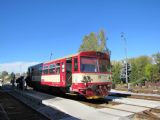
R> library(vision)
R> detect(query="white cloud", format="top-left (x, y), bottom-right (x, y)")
top-left (0, 61), bottom-right (40, 73)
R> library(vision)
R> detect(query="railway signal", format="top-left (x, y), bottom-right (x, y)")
top-left (120, 62), bottom-right (131, 83)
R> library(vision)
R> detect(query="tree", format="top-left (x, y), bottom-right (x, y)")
top-left (79, 29), bottom-right (108, 52)
top-left (153, 52), bottom-right (160, 73)
top-left (152, 66), bottom-right (160, 81)
top-left (10, 72), bottom-right (16, 80)
top-left (128, 56), bottom-right (151, 85)
top-left (1, 71), bottom-right (8, 78)
top-left (79, 34), bottom-right (97, 52)
top-left (135, 56), bottom-right (151, 80)
top-left (112, 61), bottom-right (122, 84)
top-left (144, 64), bottom-right (153, 81)
top-left (89, 32), bottom-right (98, 51)
top-left (129, 63), bottom-right (139, 83)
top-left (1, 71), bottom-right (9, 82)
top-left (97, 29), bottom-right (107, 51)
top-left (111, 52), bottom-right (160, 85)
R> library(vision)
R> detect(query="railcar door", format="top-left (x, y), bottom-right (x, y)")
top-left (60, 60), bottom-right (66, 87)
top-left (66, 58), bottom-right (72, 88)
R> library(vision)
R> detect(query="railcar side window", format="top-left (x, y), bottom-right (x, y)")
top-left (39, 67), bottom-right (42, 75)
top-left (62, 62), bottom-right (65, 72)
top-left (43, 66), bottom-right (48, 74)
top-left (56, 63), bottom-right (60, 74)
top-left (74, 58), bottom-right (78, 71)
top-left (49, 64), bottom-right (55, 74)
top-left (31, 68), bottom-right (34, 75)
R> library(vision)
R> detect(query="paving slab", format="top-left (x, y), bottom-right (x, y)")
top-left (10, 90), bottom-right (76, 120)
top-left (15, 90), bottom-right (125, 120)
top-left (99, 107), bottom-right (134, 117)
top-left (111, 104), bottom-right (149, 113)
top-left (42, 98), bottom-right (122, 120)
top-left (106, 96), bottom-right (160, 108)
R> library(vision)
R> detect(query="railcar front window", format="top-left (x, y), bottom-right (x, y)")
top-left (81, 57), bottom-right (98, 72)
top-left (99, 59), bottom-right (110, 72)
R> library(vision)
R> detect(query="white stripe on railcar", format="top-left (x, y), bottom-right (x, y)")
top-left (72, 73), bottom-right (112, 83)
top-left (42, 75), bottom-right (60, 82)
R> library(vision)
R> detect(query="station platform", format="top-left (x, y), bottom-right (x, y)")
top-left (13, 89), bottom-right (125, 120)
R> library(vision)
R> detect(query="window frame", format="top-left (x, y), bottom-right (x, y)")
top-left (49, 64), bottom-right (56, 74)
top-left (43, 65), bottom-right (49, 74)
top-left (56, 63), bottom-right (60, 74)
top-left (74, 57), bottom-right (78, 72)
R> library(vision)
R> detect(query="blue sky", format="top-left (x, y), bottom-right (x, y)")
top-left (0, 0), bottom-right (160, 64)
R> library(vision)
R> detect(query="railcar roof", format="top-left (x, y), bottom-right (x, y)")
top-left (29, 51), bottom-right (109, 67)
top-left (28, 63), bottom-right (43, 68)
top-left (44, 53), bottom-right (79, 64)
top-left (44, 51), bottom-right (109, 64)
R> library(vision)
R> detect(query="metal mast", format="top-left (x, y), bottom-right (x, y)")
top-left (50, 52), bottom-right (53, 60)
top-left (121, 32), bottom-right (129, 90)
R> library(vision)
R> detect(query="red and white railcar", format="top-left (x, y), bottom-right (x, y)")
top-left (27, 51), bottom-right (112, 99)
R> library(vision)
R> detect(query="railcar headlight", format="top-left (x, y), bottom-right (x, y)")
top-left (81, 76), bottom-right (87, 83)
top-left (107, 84), bottom-right (112, 89)
top-left (87, 76), bottom-right (91, 82)
top-left (81, 76), bottom-right (92, 83)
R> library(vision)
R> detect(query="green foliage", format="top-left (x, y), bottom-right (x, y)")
top-left (132, 77), bottom-right (147, 86)
top-left (145, 64), bottom-right (154, 81)
top-left (150, 64), bottom-right (160, 81)
top-left (112, 52), bottom-right (160, 85)
top-left (153, 52), bottom-right (160, 64)
top-left (79, 29), bottom-right (107, 52)
top-left (136, 56), bottom-right (151, 79)
top-left (112, 61), bottom-right (122, 84)
top-left (129, 63), bottom-right (139, 83)
top-left (97, 29), bottom-right (106, 51)
top-left (127, 56), bottom-right (151, 84)
top-left (153, 52), bottom-right (160, 72)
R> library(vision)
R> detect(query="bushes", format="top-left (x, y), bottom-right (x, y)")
top-left (132, 77), bottom-right (147, 86)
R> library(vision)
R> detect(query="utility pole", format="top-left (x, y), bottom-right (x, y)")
top-left (121, 32), bottom-right (129, 91)
top-left (50, 52), bottom-right (53, 60)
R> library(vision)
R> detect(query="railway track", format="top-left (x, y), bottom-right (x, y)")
top-left (0, 91), bottom-right (48, 120)
top-left (109, 92), bottom-right (160, 101)
top-left (82, 93), bottom-right (160, 120)
top-left (78, 96), bottom-right (160, 120)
